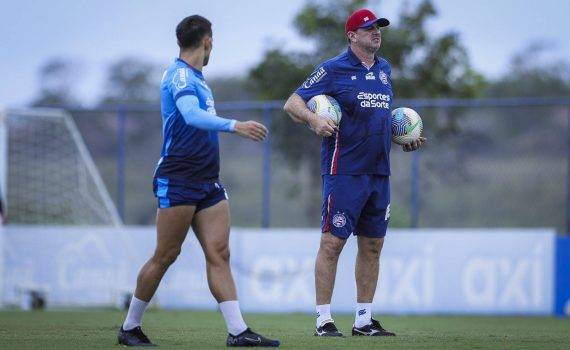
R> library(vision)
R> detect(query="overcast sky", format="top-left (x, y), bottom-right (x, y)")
top-left (1, 0), bottom-right (569, 107)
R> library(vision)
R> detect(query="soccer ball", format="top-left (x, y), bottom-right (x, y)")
top-left (391, 107), bottom-right (423, 145)
top-left (307, 95), bottom-right (342, 125)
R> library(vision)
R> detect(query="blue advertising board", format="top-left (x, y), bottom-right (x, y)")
top-left (555, 237), bottom-right (570, 316)
top-left (0, 226), bottom-right (558, 315)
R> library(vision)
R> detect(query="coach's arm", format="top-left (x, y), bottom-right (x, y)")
top-left (283, 93), bottom-right (337, 137)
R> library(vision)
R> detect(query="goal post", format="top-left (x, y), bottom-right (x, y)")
top-left (0, 108), bottom-right (121, 226)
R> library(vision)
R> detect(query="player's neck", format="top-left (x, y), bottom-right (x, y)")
top-left (179, 50), bottom-right (205, 71)
top-left (350, 44), bottom-right (376, 67)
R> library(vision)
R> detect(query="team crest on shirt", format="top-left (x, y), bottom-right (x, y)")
top-left (379, 71), bottom-right (389, 85)
top-left (332, 212), bottom-right (347, 228)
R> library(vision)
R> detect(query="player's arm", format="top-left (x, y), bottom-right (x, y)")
top-left (282, 93), bottom-right (309, 124)
top-left (176, 95), bottom-right (267, 141)
top-left (285, 63), bottom-right (338, 137)
top-left (283, 93), bottom-right (337, 137)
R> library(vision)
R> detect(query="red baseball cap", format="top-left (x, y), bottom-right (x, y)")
top-left (345, 9), bottom-right (389, 33)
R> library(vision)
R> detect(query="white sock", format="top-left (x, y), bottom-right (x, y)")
top-left (354, 303), bottom-right (372, 328)
top-left (219, 300), bottom-right (248, 336)
top-left (316, 304), bottom-right (333, 327)
top-left (122, 295), bottom-right (149, 330)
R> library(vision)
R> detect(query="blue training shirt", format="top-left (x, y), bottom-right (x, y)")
top-left (295, 47), bottom-right (393, 176)
top-left (154, 58), bottom-right (220, 182)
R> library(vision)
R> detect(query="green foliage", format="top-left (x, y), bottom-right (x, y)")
top-left (249, 50), bottom-right (319, 171)
top-left (486, 42), bottom-right (570, 97)
top-left (32, 58), bottom-right (80, 107)
top-left (294, 0), bottom-right (367, 60)
top-left (480, 43), bottom-right (570, 182)
top-left (99, 57), bottom-right (162, 106)
top-left (249, 0), bottom-right (485, 101)
top-left (208, 77), bottom-right (257, 101)
top-left (249, 50), bottom-right (315, 101)
top-left (400, 32), bottom-right (486, 98)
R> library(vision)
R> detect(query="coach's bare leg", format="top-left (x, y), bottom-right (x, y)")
top-left (134, 205), bottom-right (195, 301)
top-left (192, 200), bottom-right (237, 301)
top-left (315, 232), bottom-right (346, 305)
top-left (355, 236), bottom-right (384, 302)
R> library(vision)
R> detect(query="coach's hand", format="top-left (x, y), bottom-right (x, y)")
top-left (308, 113), bottom-right (338, 137)
top-left (234, 121), bottom-right (268, 141)
top-left (403, 137), bottom-right (427, 152)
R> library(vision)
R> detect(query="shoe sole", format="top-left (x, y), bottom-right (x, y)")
top-left (314, 332), bottom-right (344, 337)
top-left (117, 338), bottom-right (157, 346)
top-left (351, 331), bottom-right (396, 336)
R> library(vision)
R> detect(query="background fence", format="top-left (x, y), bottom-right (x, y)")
top-left (58, 97), bottom-right (570, 233)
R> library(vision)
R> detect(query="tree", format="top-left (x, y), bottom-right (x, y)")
top-left (248, 0), bottom-right (485, 223)
top-left (99, 57), bottom-right (162, 106)
top-left (486, 41), bottom-right (570, 98)
top-left (250, 0), bottom-right (485, 100)
top-left (32, 58), bottom-right (80, 107)
top-left (208, 77), bottom-right (258, 101)
top-left (482, 42), bottom-right (570, 156)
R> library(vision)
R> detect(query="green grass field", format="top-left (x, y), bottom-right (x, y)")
top-left (0, 310), bottom-right (568, 349)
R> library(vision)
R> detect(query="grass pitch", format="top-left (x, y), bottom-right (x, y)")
top-left (0, 309), bottom-right (568, 349)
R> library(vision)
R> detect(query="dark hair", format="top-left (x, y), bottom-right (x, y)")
top-left (176, 15), bottom-right (212, 49)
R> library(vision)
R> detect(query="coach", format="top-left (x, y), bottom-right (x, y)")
top-left (284, 8), bottom-right (425, 337)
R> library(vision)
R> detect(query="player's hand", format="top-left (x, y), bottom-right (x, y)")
top-left (234, 121), bottom-right (268, 141)
top-left (308, 113), bottom-right (338, 137)
top-left (403, 137), bottom-right (427, 152)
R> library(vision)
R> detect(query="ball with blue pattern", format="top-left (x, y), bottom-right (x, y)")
top-left (390, 107), bottom-right (423, 145)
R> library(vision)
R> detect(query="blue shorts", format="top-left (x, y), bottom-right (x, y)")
top-left (153, 177), bottom-right (228, 211)
top-left (321, 174), bottom-right (390, 239)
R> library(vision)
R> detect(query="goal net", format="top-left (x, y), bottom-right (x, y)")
top-left (0, 108), bottom-right (121, 226)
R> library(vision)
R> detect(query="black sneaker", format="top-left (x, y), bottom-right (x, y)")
top-left (352, 318), bottom-right (396, 336)
top-left (226, 327), bottom-right (280, 347)
top-left (117, 326), bottom-right (156, 346)
top-left (314, 321), bottom-right (343, 337)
